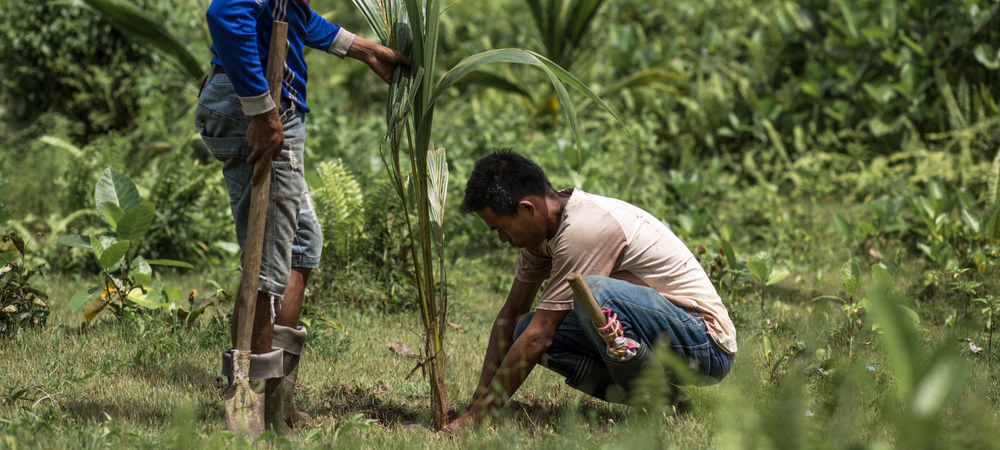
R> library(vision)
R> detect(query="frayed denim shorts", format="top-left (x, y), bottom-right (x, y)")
top-left (194, 67), bottom-right (322, 298)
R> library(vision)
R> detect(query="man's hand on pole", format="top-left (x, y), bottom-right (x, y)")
top-left (347, 36), bottom-right (412, 84)
top-left (246, 107), bottom-right (283, 186)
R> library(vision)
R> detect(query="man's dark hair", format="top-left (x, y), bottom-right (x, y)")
top-left (460, 149), bottom-right (552, 216)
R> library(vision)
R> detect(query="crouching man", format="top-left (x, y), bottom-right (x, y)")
top-left (448, 150), bottom-right (737, 429)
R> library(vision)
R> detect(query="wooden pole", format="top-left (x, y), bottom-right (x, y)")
top-left (566, 273), bottom-right (607, 328)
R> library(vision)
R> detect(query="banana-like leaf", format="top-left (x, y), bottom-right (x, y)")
top-left (115, 202), bottom-right (155, 241)
top-left (79, 0), bottom-right (205, 83)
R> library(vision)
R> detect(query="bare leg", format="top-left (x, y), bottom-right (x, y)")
top-left (276, 267), bottom-right (311, 327)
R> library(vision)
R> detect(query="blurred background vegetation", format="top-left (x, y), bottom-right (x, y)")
top-left (1, 0), bottom-right (999, 447)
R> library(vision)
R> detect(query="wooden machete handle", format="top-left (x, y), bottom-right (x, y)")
top-left (566, 273), bottom-right (607, 328)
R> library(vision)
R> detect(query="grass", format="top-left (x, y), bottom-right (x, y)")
top-left (2, 194), bottom-right (1000, 449)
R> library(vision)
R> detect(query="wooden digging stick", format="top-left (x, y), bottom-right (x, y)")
top-left (224, 20), bottom-right (288, 440)
top-left (566, 273), bottom-right (607, 328)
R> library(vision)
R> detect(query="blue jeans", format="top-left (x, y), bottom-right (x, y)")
top-left (194, 67), bottom-right (322, 298)
top-left (515, 276), bottom-right (734, 402)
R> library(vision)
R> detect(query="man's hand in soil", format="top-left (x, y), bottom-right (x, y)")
top-left (246, 107), bottom-right (283, 185)
top-left (347, 36), bottom-right (412, 84)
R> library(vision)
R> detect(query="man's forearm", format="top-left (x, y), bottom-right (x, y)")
top-left (467, 332), bottom-right (546, 420)
top-left (473, 314), bottom-right (519, 401)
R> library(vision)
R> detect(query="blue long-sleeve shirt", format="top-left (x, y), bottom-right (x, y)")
top-left (206, 0), bottom-right (356, 115)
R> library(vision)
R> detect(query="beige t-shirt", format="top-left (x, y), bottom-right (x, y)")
top-left (515, 189), bottom-right (738, 354)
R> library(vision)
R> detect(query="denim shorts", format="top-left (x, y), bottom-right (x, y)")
top-left (515, 276), bottom-right (734, 397)
top-left (194, 67), bottom-right (322, 298)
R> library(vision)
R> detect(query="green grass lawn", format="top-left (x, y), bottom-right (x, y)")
top-left (2, 195), bottom-right (999, 449)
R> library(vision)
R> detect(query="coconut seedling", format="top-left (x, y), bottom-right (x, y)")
top-left (351, 0), bottom-right (627, 430)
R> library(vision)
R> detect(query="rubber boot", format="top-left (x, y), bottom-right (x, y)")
top-left (221, 347), bottom-right (293, 437)
top-left (272, 324), bottom-right (310, 427)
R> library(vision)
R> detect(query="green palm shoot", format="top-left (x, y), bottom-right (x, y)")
top-left (351, 0), bottom-right (627, 430)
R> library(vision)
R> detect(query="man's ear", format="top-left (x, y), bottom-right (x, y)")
top-left (518, 199), bottom-right (536, 216)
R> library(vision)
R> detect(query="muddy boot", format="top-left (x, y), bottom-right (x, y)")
top-left (272, 324), bottom-right (310, 427)
top-left (263, 376), bottom-right (294, 438)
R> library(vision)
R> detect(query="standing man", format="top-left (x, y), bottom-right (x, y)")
top-left (195, 0), bottom-right (409, 435)
top-left (449, 150), bottom-right (737, 428)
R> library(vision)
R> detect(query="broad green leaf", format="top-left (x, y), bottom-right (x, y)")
top-left (747, 252), bottom-right (774, 283)
top-left (79, 0), bottom-right (205, 83)
top-left (132, 256), bottom-right (152, 286)
top-left (56, 234), bottom-right (92, 250)
top-left (766, 267), bottom-right (790, 286)
top-left (116, 202), bottom-right (155, 241)
top-left (163, 283), bottom-right (182, 303)
top-left (872, 263), bottom-right (894, 289)
top-left (103, 201), bottom-right (125, 230)
top-left (146, 259), bottom-right (195, 269)
top-left (841, 260), bottom-right (861, 296)
top-left (94, 168), bottom-right (141, 224)
top-left (864, 287), bottom-right (921, 395)
top-left (911, 351), bottom-right (968, 419)
top-left (763, 334), bottom-right (774, 363)
top-left (721, 240), bottom-right (738, 272)
top-left (96, 240), bottom-right (130, 270)
top-left (83, 298), bottom-right (111, 322)
top-left (70, 287), bottom-right (103, 312)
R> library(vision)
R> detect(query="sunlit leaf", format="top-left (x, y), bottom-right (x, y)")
top-left (766, 267), bottom-right (790, 286)
top-left (747, 251), bottom-right (774, 283)
top-left (83, 298), bottom-right (110, 322)
top-left (94, 168), bottom-right (141, 225)
top-left (911, 351), bottom-right (968, 419)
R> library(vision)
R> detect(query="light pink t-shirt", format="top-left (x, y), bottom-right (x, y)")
top-left (515, 189), bottom-right (738, 354)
